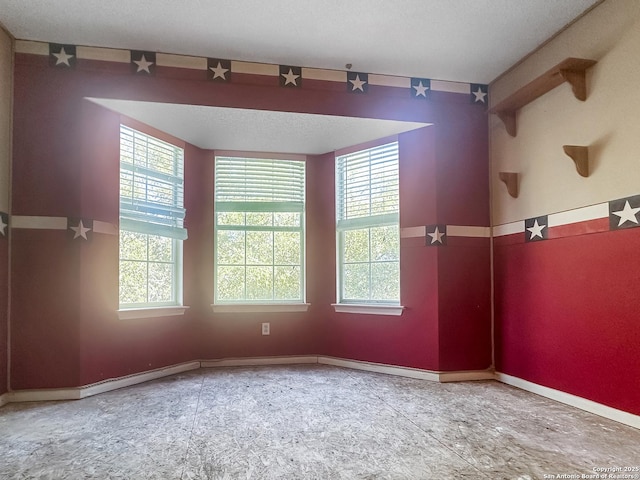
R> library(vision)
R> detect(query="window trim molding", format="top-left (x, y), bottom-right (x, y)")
top-left (332, 303), bottom-right (405, 316)
top-left (117, 306), bottom-right (190, 320)
top-left (211, 303), bottom-right (310, 314)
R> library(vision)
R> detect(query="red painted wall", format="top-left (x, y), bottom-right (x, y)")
top-left (0, 236), bottom-right (7, 395)
top-left (494, 228), bottom-right (640, 415)
top-left (11, 230), bottom-right (82, 389)
top-left (10, 51), bottom-right (490, 390)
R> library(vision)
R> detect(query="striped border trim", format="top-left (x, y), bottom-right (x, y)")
top-left (493, 202), bottom-right (609, 239)
top-left (9, 215), bottom-right (117, 235)
top-left (15, 40), bottom-right (472, 94)
top-left (401, 225), bottom-right (491, 239)
top-left (11, 215), bottom-right (67, 230)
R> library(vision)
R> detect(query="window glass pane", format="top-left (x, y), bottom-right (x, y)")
top-left (246, 231), bottom-right (273, 265)
top-left (274, 212), bottom-right (300, 227)
top-left (217, 212), bottom-right (245, 226)
top-left (217, 231), bottom-right (246, 265)
top-left (343, 263), bottom-right (370, 300)
top-left (343, 229), bottom-right (369, 263)
top-left (371, 262), bottom-right (400, 301)
top-left (119, 260), bottom-right (148, 304)
top-left (217, 266), bottom-right (245, 301)
top-left (148, 262), bottom-right (173, 302)
top-left (148, 234), bottom-right (172, 262)
top-left (274, 231), bottom-right (300, 265)
top-left (120, 231), bottom-right (147, 261)
top-left (371, 226), bottom-right (399, 261)
top-left (246, 266), bottom-right (273, 300)
top-left (120, 171), bottom-right (133, 199)
top-left (274, 266), bottom-right (301, 300)
top-left (246, 212), bottom-right (273, 226)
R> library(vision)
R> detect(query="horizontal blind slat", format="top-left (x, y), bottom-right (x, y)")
top-left (119, 125), bottom-right (187, 237)
top-left (336, 142), bottom-right (399, 221)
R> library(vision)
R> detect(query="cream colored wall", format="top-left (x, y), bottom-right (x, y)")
top-left (490, 0), bottom-right (640, 225)
top-left (0, 27), bottom-right (12, 213)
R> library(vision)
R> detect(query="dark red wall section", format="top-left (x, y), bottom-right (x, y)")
top-left (494, 228), bottom-right (640, 415)
top-left (11, 230), bottom-right (82, 389)
top-left (438, 237), bottom-right (491, 370)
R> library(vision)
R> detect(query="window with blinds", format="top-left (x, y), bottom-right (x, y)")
top-left (336, 142), bottom-right (400, 304)
top-left (119, 126), bottom-right (185, 308)
top-left (214, 157), bottom-right (306, 303)
top-left (119, 125), bottom-right (186, 240)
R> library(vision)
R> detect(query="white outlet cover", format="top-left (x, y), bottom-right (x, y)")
top-left (262, 323), bottom-right (270, 335)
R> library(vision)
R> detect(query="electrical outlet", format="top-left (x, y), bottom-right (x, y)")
top-left (262, 322), bottom-right (270, 335)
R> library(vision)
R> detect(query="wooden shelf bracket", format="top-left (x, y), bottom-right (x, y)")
top-left (562, 145), bottom-right (589, 177)
top-left (489, 58), bottom-right (597, 137)
top-left (499, 172), bottom-right (519, 198)
top-left (559, 69), bottom-right (589, 101)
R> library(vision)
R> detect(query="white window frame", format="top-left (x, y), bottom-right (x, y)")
top-left (335, 141), bottom-right (402, 311)
top-left (213, 155), bottom-right (307, 308)
top-left (118, 125), bottom-right (186, 314)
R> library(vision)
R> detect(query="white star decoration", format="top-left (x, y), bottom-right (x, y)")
top-left (282, 68), bottom-right (299, 86)
top-left (413, 81), bottom-right (429, 97)
top-left (428, 226), bottom-right (445, 244)
top-left (53, 47), bottom-right (74, 67)
top-left (70, 220), bottom-right (91, 240)
top-left (527, 219), bottom-right (546, 240)
top-left (0, 216), bottom-right (7, 236)
top-left (473, 87), bottom-right (487, 103)
top-left (134, 55), bottom-right (154, 73)
top-left (612, 200), bottom-right (640, 226)
top-left (210, 62), bottom-right (229, 80)
top-left (349, 75), bottom-right (366, 92)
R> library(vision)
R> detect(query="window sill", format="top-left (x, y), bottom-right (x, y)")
top-left (332, 304), bottom-right (405, 316)
top-left (211, 303), bottom-right (310, 314)
top-left (117, 306), bottom-right (190, 320)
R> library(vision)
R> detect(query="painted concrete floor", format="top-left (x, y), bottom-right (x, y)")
top-left (0, 365), bottom-right (638, 480)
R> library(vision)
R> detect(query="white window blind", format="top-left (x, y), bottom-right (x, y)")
top-left (215, 157), bottom-right (305, 212)
top-left (119, 125), bottom-right (187, 240)
top-left (336, 142), bottom-right (399, 229)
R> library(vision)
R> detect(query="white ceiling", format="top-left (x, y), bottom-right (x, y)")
top-left (1, 0), bottom-right (601, 155)
top-left (1, 0), bottom-right (600, 84)
top-left (88, 99), bottom-right (431, 154)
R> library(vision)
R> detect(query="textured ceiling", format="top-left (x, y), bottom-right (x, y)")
top-left (88, 99), bottom-right (431, 154)
top-left (0, 0), bottom-right (600, 84)
top-left (1, 0), bottom-right (601, 155)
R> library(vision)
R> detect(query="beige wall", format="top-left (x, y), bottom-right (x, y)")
top-left (0, 27), bottom-right (12, 213)
top-left (490, 0), bottom-right (640, 225)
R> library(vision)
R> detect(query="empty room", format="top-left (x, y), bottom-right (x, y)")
top-left (0, 0), bottom-right (639, 478)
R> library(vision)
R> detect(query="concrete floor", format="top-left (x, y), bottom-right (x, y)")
top-left (0, 365), bottom-right (638, 479)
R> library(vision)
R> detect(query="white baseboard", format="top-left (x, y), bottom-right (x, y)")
top-left (0, 392), bottom-right (8, 407)
top-left (201, 355), bottom-right (319, 368)
top-left (496, 372), bottom-right (640, 430)
top-left (439, 370), bottom-right (496, 382)
top-left (6, 361), bottom-right (201, 404)
top-left (318, 356), bottom-right (441, 381)
top-left (318, 356), bottom-right (494, 382)
top-left (79, 361), bottom-right (201, 398)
